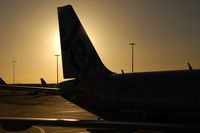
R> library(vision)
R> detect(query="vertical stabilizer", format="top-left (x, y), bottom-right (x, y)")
top-left (40, 78), bottom-right (49, 87)
top-left (0, 78), bottom-right (6, 85)
top-left (58, 5), bottom-right (113, 78)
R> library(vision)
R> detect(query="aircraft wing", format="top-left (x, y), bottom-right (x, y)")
top-left (0, 84), bottom-right (61, 94)
top-left (0, 117), bottom-right (200, 132)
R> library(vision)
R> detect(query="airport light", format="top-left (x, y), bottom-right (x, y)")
top-left (12, 61), bottom-right (16, 84)
top-left (129, 43), bottom-right (135, 72)
top-left (55, 55), bottom-right (60, 84)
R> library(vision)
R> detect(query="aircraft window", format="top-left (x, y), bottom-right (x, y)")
top-left (186, 92), bottom-right (191, 100)
top-left (134, 90), bottom-right (138, 98)
top-left (191, 92), bottom-right (199, 100)
top-left (152, 89), bottom-right (157, 99)
top-left (141, 91), bottom-right (145, 98)
top-left (145, 92), bottom-right (149, 100)
top-left (191, 92), bottom-right (196, 100)
top-left (151, 89), bottom-right (160, 99)
top-left (136, 90), bottom-right (139, 98)
top-left (146, 90), bottom-right (151, 99)
top-left (138, 91), bottom-right (142, 99)
top-left (154, 91), bottom-right (160, 99)
top-left (132, 90), bottom-right (135, 98)
top-left (134, 91), bottom-right (136, 98)
top-left (169, 91), bottom-right (173, 99)
top-left (158, 91), bottom-right (162, 99)
top-left (193, 92), bottom-right (199, 99)
top-left (177, 91), bottom-right (181, 100)
top-left (154, 89), bottom-right (159, 99)
top-left (173, 91), bottom-right (177, 100)
top-left (183, 91), bottom-right (187, 100)
top-left (151, 90), bottom-right (154, 99)
top-left (151, 90), bottom-right (155, 99)
top-left (166, 91), bottom-right (171, 99)
top-left (161, 91), bottom-right (165, 99)
top-left (179, 91), bottom-right (184, 100)
top-left (165, 91), bottom-right (170, 99)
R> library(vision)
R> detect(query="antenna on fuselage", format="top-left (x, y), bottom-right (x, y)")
top-left (187, 62), bottom-right (193, 71)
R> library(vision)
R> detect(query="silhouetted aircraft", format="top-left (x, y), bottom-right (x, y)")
top-left (1, 5), bottom-right (200, 132)
top-left (0, 78), bottom-right (6, 85)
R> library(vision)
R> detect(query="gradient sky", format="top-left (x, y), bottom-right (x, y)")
top-left (0, 0), bottom-right (200, 83)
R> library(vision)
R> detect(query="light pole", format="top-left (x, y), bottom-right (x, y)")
top-left (55, 55), bottom-right (60, 84)
top-left (129, 43), bottom-right (135, 72)
top-left (12, 61), bottom-right (16, 84)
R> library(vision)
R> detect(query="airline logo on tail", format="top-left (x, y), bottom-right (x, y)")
top-left (58, 5), bottom-right (113, 79)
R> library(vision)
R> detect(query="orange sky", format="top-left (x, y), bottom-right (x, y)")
top-left (0, 0), bottom-right (200, 83)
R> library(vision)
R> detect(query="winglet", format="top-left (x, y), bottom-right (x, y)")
top-left (0, 77), bottom-right (7, 85)
top-left (187, 62), bottom-right (193, 71)
top-left (40, 78), bottom-right (49, 87)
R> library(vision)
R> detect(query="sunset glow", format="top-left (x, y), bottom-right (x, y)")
top-left (0, 0), bottom-right (200, 83)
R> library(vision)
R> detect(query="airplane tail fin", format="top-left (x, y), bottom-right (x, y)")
top-left (40, 78), bottom-right (49, 87)
top-left (0, 78), bottom-right (6, 85)
top-left (58, 5), bottom-right (113, 79)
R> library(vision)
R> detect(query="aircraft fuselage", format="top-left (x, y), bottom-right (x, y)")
top-left (58, 69), bottom-right (200, 123)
